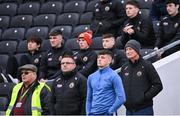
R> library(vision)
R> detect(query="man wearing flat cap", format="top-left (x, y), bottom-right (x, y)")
top-left (155, 0), bottom-right (180, 57)
top-left (119, 40), bottom-right (163, 115)
top-left (6, 64), bottom-right (51, 115)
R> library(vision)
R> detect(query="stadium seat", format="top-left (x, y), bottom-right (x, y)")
top-left (0, 82), bottom-right (15, 100)
top-left (0, 0), bottom-right (22, 4)
top-left (140, 49), bottom-right (158, 63)
top-left (25, 27), bottom-right (49, 40)
top-left (63, 1), bottom-right (86, 13)
top-left (79, 12), bottom-right (93, 25)
top-left (0, 40), bottom-right (18, 54)
top-left (0, 3), bottom-right (17, 16)
top-left (16, 40), bottom-right (28, 53)
top-left (56, 13), bottom-right (80, 27)
top-left (40, 1), bottom-right (63, 15)
top-left (86, 0), bottom-right (98, 12)
top-left (71, 25), bottom-right (90, 38)
top-left (152, 21), bottom-right (160, 38)
top-left (139, 9), bottom-right (151, 18)
top-left (33, 14), bottom-right (56, 29)
top-left (10, 15), bottom-right (33, 29)
top-left (0, 97), bottom-right (8, 111)
top-left (2, 28), bottom-right (25, 40)
top-left (14, 53), bottom-right (28, 67)
top-left (137, 0), bottom-right (153, 9)
top-left (65, 38), bottom-right (79, 51)
top-left (0, 29), bottom-right (2, 40)
top-left (51, 25), bottom-right (73, 40)
top-left (0, 16), bottom-right (10, 31)
top-left (91, 37), bottom-right (103, 50)
top-left (18, 2), bottom-right (40, 16)
top-left (45, 0), bottom-right (67, 3)
top-left (40, 39), bottom-right (51, 52)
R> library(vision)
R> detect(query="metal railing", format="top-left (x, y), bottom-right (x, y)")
top-left (116, 39), bottom-right (180, 73)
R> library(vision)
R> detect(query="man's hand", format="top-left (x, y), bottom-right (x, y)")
top-left (123, 25), bottom-right (134, 35)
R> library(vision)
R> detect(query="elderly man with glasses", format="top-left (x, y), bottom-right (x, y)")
top-left (50, 54), bottom-right (87, 115)
top-left (6, 64), bottom-right (51, 115)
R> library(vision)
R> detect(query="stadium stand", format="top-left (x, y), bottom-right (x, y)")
top-left (0, 16), bottom-right (10, 31)
top-left (2, 28), bottom-right (26, 40)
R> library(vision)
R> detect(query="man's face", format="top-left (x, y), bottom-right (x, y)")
top-left (97, 54), bottom-right (112, 68)
top-left (77, 38), bottom-right (89, 50)
top-left (125, 47), bottom-right (139, 60)
top-left (126, 4), bottom-right (139, 18)
top-left (166, 3), bottom-right (179, 17)
top-left (61, 57), bottom-right (76, 72)
top-left (102, 37), bottom-right (115, 49)
top-left (49, 35), bottom-right (63, 48)
top-left (27, 41), bottom-right (40, 51)
top-left (21, 70), bottom-right (36, 84)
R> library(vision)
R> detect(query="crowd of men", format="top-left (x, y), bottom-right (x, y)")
top-left (4, 0), bottom-right (180, 115)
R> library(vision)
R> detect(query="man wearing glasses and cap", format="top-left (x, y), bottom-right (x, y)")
top-left (6, 64), bottom-right (51, 115)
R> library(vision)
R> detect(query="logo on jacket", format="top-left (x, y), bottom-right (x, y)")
top-left (69, 82), bottom-right (74, 88)
top-left (137, 71), bottom-right (142, 77)
top-left (125, 72), bottom-right (129, 76)
top-left (59, 56), bottom-right (62, 61)
top-left (163, 22), bottom-right (168, 26)
top-left (48, 57), bottom-right (52, 61)
top-left (83, 57), bottom-right (88, 62)
top-left (57, 84), bottom-right (62, 88)
top-left (105, 6), bottom-right (110, 11)
top-left (34, 58), bottom-right (39, 63)
top-left (95, 8), bottom-right (99, 12)
top-left (174, 23), bottom-right (179, 28)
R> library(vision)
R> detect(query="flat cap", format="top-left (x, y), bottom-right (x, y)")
top-left (18, 64), bottom-right (37, 73)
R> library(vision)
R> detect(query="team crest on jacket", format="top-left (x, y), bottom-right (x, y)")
top-left (83, 57), bottom-right (88, 62)
top-left (137, 71), bottom-right (142, 77)
top-left (34, 58), bottom-right (39, 63)
top-left (163, 22), bottom-right (168, 26)
top-left (105, 6), bottom-right (110, 11)
top-left (57, 84), bottom-right (62, 88)
top-left (69, 82), bottom-right (74, 88)
top-left (59, 56), bottom-right (62, 61)
top-left (174, 23), bottom-right (179, 28)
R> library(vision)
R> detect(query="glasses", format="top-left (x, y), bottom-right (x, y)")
top-left (21, 71), bottom-right (33, 75)
top-left (61, 62), bottom-right (75, 65)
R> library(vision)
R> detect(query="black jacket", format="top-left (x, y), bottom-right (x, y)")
top-left (155, 14), bottom-right (180, 55)
top-left (90, 0), bottom-right (126, 36)
top-left (51, 69), bottom-right (87, 115)
top-left (120, 57), bottom-right (163, 111)
top-left (39, 45), bottom-right (72, 79)
top-left (11, 81), bottom-right (51, 115)
top-left (74, 48), bottom-right (97, 77)
top-left (121, 14), bottom-right (156, 48)
top-left (108, 48), bottom-right (127, 70)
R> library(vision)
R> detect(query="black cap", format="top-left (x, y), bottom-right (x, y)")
top-left (166, 0), bottom-right (179, 5)
top-left (125, 39), bottom-right (141, 55)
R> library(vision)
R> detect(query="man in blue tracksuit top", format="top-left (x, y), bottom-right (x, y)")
top-left (86, 50), bottom-right (126, 115)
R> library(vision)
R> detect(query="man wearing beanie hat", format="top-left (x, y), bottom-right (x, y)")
top-left (155, 0), bottom-right (180, 57)
top-left (74, 30), bottom-right (97, 77)
top-left (6, 64), bottom-right (51, 115)
top-left (119, 40), bottom-right (163, 115)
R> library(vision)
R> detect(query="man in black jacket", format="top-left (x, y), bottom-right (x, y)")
top-left (90, 0), bottom-right (126, 37)
top-left (155, 0), bottom-right (180, 57)
top-left (121, 0), bottom-right (156, 48)
top-left (74, 30), bottom-right (97, 77)
top-left (102, 33), bottom-right (127, 70)
top-left (51, 55), bottom-right (87, 115)
top-left (120, 40), bottom-right (163, 115)
top-left (39, 30), bottom-right (72, 81)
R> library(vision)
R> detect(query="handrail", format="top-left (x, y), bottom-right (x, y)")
top-left (115, 40), bottom-right (180, 73)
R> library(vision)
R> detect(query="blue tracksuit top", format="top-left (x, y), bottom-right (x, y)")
top-left (86, 66), bottom-right (126, 115)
